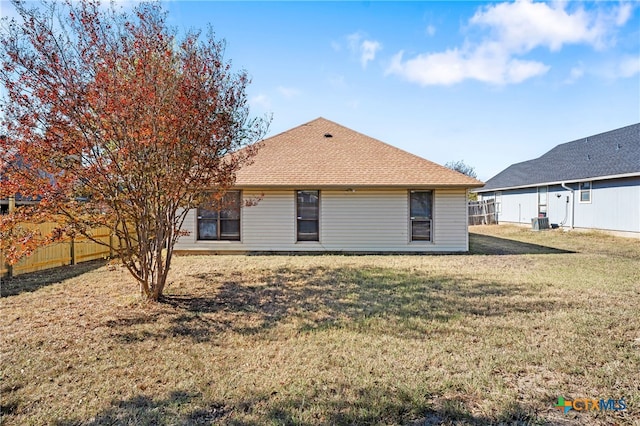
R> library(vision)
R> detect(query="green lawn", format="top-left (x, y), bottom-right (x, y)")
top-left (1, 225), bottom-right (638, 425)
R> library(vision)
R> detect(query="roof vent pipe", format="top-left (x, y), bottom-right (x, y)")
top-left (324, 133), bottom-right (333, 138)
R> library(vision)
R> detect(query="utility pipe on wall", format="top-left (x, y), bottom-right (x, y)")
top-left (561, 182), bottom-right (574, 229)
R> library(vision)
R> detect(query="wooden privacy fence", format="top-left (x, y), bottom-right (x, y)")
top-left (1, 223), bottom-right (115, 278)
top-left (468, 199), bottom-right (498, 225)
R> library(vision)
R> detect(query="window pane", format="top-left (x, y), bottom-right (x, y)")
top-left (198, 208), bottom-right (218, 219)
top-left (197, 190), bottom-right (241, 241)
top-left (410, 191), bottom-right (432, 218)
top-left (220, 206), bottom-right (240, 219)
top-left (220, 219), bottom-right (240, 240)
top-left (198, 220), bottom-right (218, 240)
top-left (297, 190), bottom-right (319, 242)
top-left (580, 182), bottom-right (591, 202)
top-left (220, 191), bottom-right (241, 219)
top-left (297, 191), bottom-right (319, 219)
top-left (538, 187), bottom-right (547, 204)
top-left (412, 221), bottom-right (431, 241)
top-left (298, 205), bottom-right (319, 220)
top-left (298, 220), bottom-right (318, 241)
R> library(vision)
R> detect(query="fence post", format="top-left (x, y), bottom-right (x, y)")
top-left (70, 236), bottom-right (76, 265)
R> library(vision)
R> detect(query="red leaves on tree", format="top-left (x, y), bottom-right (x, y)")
top-left (1, 0), bottom-right (268, 300)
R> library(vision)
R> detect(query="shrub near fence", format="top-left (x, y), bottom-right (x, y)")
top-left (1, 223), bottom-right (114, 278)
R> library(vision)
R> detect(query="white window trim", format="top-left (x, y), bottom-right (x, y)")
top-left (578, 181), bottom-right (592, 204)
top-left (537, 186), bottom-right (548, 216)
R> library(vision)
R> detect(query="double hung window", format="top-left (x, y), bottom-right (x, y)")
top-left (297, 190), bottom-right (319, 241)
top-left (579, 182), bottom-right (591, 203)
top-left (197, 191), bottom-right (241, 241)
top-left (410, 190), bottom-right (433, 241)
top-left (538, 186), bottom-right (548, 217)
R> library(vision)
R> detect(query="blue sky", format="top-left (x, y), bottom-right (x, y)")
top-left (2, 1), bottom-right (639, 180)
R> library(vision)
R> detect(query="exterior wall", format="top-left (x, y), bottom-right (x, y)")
top-left (479, 176), bottom-right (640, 235)
top-left (175, 188), bottom-right (470, 252)
top-left (572, 177), bottom-right (640, 233)
top-left (481, 188), bottom-right (537, 224)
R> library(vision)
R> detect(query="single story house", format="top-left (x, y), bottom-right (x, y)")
top-left (475, 123), bottom-right (640, 237)
top-left (175, 117), bottom-right (483, 253)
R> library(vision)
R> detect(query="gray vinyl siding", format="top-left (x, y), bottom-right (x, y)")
top-left (480, 177), bottom-right (640, 234)
top-left (175, 188), bottom-right (470, 252)
top-left (483, 187), bottom-right (537, 224)
top-left (573, 177), bottom-right (640, 233)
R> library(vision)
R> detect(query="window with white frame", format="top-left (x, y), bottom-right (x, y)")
top-left (579, 182), bottom-right (591, 203)
top-left (538, 186), bottom-right (548, 217)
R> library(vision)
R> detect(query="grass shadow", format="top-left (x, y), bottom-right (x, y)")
top-left (54, 390), bottom-right (228, 426)
top-left (469, 233), bottom-right (575, 255)
top-left (106, 264), bottom-right (563, 343)
top-left (221, 388), bottom-right (544, 426)
top-left (1, 259), bottom-right (107, 297)
top-left (52, 387), bottom-right (546, 426)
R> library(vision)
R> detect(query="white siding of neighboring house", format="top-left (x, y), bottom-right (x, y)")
top-left (175, 188), bottom-right (470, 252)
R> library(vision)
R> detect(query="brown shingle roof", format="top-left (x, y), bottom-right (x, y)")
top-left (234, 117), bottom-right (484, 188)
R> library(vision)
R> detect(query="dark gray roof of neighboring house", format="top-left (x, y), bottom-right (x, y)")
top-left (477, 123), bottom-right (640, 192)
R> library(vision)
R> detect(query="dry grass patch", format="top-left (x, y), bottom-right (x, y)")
top-left (1, 225), bottom-right (639, 425)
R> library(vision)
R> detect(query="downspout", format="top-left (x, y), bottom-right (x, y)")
top-left (561, 182), bottom-right (574, 229)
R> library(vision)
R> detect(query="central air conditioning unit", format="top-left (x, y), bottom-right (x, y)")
top-left (531, 217), bottom-right (550, 231)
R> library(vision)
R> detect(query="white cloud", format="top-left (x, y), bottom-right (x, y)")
top-left (347, 32), bottom-right (382, 69)
top-left (277, 86), bottom-right (300, 99)
top-left (360, 40), bottom-right (382, 68)
top-left (387, 0), bottom-right (634, 86)
top-left (615, 3), bottom-right (633, 26)
top-left (616, 56), bottom-right (640, 78)
top-left (470, 0), bottom-right (606, 52)
top-left (387, 47), bottom-right (549, 86)
top-left (425, 25), bottom-right (436, 37)
top-left (564, 65), bottom-right (585, 84)
top-left (249, 94), bottom-right (271, 110)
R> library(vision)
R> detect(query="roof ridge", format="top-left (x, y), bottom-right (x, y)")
top-left (478, 123), bottom-right (640, 192)
top-left (300, 117), bottom-right (484, 184)
top-left (259, 117), bottom-right (328, 143)
top-left (234, 117), bottom-right (483, 187)
top-left (551, 122), bottom-right (640, 149)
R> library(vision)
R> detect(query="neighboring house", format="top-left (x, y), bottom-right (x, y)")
top-left (175, 117), bottom-right (484, 253)
top-left (476, 123), bottom-right (640, 237)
